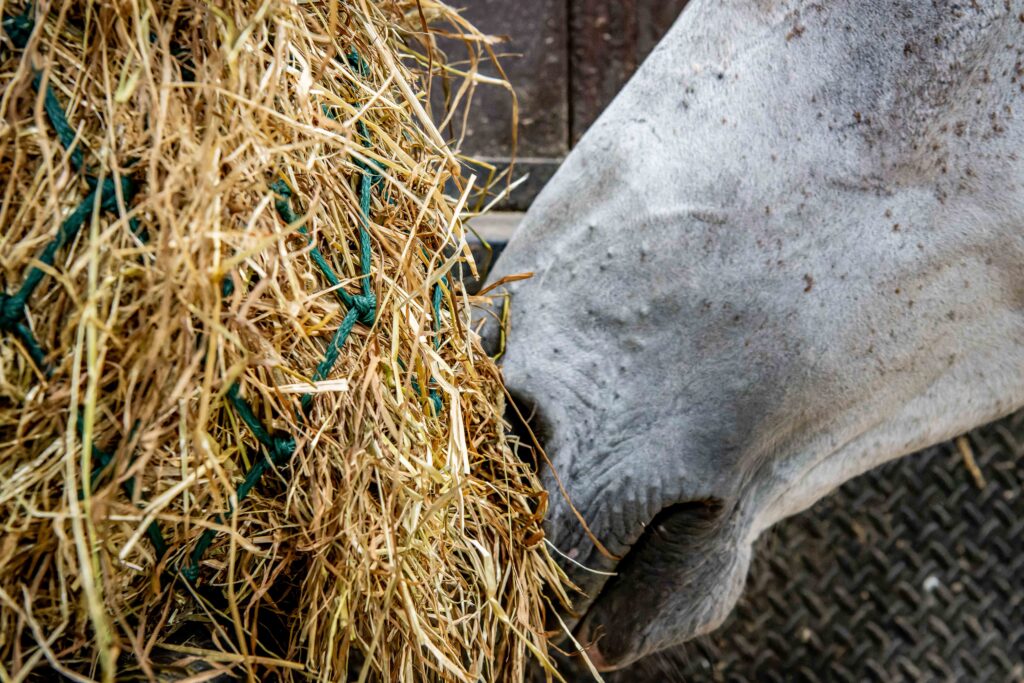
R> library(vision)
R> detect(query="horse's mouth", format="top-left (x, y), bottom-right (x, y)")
top-left (547, 497), bottom-right (730, 671)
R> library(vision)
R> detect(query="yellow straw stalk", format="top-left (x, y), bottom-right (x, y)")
top-left (0, 1), bottom-right (567, 680)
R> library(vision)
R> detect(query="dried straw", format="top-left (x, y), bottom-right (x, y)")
top-left (0, 1), bottom-right (568, 680)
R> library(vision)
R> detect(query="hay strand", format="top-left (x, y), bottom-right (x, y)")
top-left (0, 1), bottom-right (569, 680)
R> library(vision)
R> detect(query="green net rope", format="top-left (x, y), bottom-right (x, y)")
top-left (2, 7), bottom-right (167, 557)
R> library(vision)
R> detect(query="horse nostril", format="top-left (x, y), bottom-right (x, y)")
top-left (472, 298), bottom-right (503, 357)
top-left (504, 390), bottom-right (552, 471)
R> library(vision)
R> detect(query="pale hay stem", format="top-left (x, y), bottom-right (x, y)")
top-left (277, 378), bottom-right (350, 394)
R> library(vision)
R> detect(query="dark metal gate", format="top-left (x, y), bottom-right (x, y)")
top-left (449, 0), bottom-right (689, 211)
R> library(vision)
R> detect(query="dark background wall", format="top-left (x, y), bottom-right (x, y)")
top-left (446, 0), bottom-right (690, 211)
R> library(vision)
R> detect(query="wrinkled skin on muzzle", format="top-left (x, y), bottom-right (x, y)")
top-left (478, 0), bottom-right (1024, 670)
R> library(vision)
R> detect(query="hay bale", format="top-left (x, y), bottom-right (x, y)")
top-left (0, 1), bottom-right (568, 680)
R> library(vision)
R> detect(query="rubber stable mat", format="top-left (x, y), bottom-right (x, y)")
top-left (599, 412), bottom-right (1024, 682)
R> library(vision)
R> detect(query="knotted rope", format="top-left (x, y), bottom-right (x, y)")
top-left (180, 167), bottom-right (380, 581)
top-left (182, 52), bottom-right (401, 582)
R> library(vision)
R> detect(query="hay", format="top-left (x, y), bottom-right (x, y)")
top-left (0, 1), bottom-right (568, 680)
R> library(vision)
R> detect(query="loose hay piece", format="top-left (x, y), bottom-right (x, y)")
top-left (0, 1), bottom-right (569, 681)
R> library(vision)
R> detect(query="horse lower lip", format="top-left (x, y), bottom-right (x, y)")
top-left (573, 613), bottom-right (628, 673)
top-left (583, 641), bottom-right (613, 671)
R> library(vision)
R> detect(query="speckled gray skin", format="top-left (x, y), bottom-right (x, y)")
top-left (480, 0), bottom-right (1024, 671)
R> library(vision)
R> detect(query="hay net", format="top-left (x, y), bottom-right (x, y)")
top-left (0, 1), bottom-right (567, 680)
